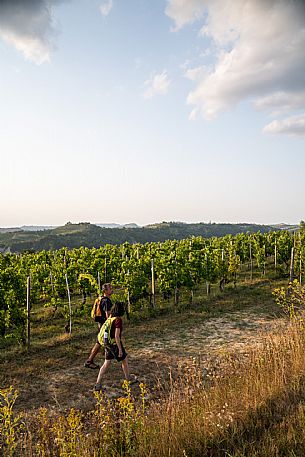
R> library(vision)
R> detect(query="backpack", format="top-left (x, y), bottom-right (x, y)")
top-left (91, 297), bottom-right (106, 321)
top-left (97, 317), bottom-right (117, 347)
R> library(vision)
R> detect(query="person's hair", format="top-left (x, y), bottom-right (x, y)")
top-left (110, 302), bottom-right (125, 317)
top-left (102, 283), bottom-right (112, 293)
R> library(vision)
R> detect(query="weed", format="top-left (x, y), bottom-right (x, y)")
top-left (34, 407), bottom-right (54, 457)
top-left (51, 408), bottom-right (83, 457)
top-left (0, 386), bottom-right (23, 456)
top-left (273, 280), bottom-right (305, 324)
top-left (92, 390), bottom-right (117, 455)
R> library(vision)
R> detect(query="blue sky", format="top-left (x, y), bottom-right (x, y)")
top-left (0, 0), bottom-right (304, 227)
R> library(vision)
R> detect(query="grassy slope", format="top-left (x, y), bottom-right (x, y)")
top-left (3, 277), bottom-right (305, 456)
top-left (0, 278), bottom-right (284, 412)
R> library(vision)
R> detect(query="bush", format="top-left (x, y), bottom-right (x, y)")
top-left (273, 279), bottom-right (305, 322)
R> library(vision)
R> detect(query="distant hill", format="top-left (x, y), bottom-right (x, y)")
top-left (270, 223), bottom-right (299, 232)
top-left (0, 227), bottom-right (23, 233)
top-left (0, 221), bottom-right (291, 253)
top-left (0, 223), bottom-right (139, 233)
top-left (95, 223), bottom-right (139, 229)
top-left (0, 226), bottom-right (56, 233)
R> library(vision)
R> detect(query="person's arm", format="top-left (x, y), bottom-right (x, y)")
top-left (115, 328), bottom-right (123, 357)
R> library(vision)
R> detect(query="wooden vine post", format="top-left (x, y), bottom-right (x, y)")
top-left (189, 251), bottom-right (194, 303)
top-left (26, 276), bottom-right (31, 350)
top-left (127, 269), bottom-right (131, 314)
top-left (289, 247), bottom-right (295, 283)
top-left (249, 243), bottom-right (253, 282)
top-left (50, 271), bottom-right (54, 293)
top-left (151, 258), bottom-right (155, 308)
top-left (205, 253), bottom-right (210, 295)
top-left (65, 273), bottom-right (72, 335)
top-left (299, 232), bottom-right (302, 285)
top-left (220, 249), bottom-right (225, 291)
top-left (97, 271), bottom-right (101, 292)
top-left (174, 258), bottom-right (179, 305)
top-left (234, 249), bottom-right (237, 286)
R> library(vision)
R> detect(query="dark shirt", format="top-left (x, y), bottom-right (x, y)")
top-left (95, 296), bottom-right (112, 323)
top-left (110, 317), bottom-right (123, 340)
top-left (101, 296), bottom-right (112, 314)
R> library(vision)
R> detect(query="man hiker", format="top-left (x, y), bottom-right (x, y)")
top-left (84, 283), bottom-right (113, 369)
top-left (94, 301), bottom-right (135, 392)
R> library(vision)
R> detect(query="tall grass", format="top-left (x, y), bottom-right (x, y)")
top-left (1, 320), bottom-right (305, 456)
top-left (138, 322), bottom-right (305, 456)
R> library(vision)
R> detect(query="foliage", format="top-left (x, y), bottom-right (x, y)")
top-left (0, 386), bottom-right (23, 456)
top-left (1, 229), bottom-right (303, 342)
top-left (273, 279), bottom-right (305, 322)
top-left (0, 255), bottom-right (27, 342)
top-left (2, 382), bottom-right (148, 457)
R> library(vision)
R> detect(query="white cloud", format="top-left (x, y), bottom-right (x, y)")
top-left (100, 0), bottom-right (113, 17)
top-left (184, 65), bottom-right (207, 81)
top-left (255, 91), bottom-right (305, 115)
top-left (165, 0), bottom-right (206, 31)
top-left (166, 0), bottom-right (305, 135)
top-left (263, 114), bottom-right (305, 136)
top-left (143, 71), bottom-right (171, 99)
top-left (0, 0), bottom-right (60, 64)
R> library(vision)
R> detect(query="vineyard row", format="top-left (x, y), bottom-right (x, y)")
top-left (0, 229), bottom-right (304, 342)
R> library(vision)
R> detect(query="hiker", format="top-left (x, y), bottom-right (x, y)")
top-left (92, 283), bottom-right (113, 330)
top-left (94, 301), bottom-right (133, 392)
top-left (84, 283), bottom-right (113, 369)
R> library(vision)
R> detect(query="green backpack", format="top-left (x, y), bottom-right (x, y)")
top-left (97, 317), bottom-right (117, 347)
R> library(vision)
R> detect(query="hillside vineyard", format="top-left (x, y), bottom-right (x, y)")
top-left (0, 230), bottom-right (303, 341)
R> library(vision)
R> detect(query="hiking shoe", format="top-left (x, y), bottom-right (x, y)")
top-left (84, 361), bottom-right (100, 369)
top-left (127, 374), bottom-right (139, 385)
top-left (93, 384), bottom-right (106, 393)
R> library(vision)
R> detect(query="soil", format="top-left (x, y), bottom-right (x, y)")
top-left (0, 280), bottom-right (286, 412)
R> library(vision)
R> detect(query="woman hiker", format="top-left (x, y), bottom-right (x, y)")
top-left (94, 301), bottom-right (136, 392)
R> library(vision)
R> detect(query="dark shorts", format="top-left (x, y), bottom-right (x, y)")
top-left (105, 344), bottom-right (127, 362)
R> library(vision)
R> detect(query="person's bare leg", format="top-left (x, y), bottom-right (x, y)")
top-left (86, 343), bottom-right (100, 363)
top-left (96, 360), bottom-right (111, 386)
top-left (121, 358), bottom-right (130, 380)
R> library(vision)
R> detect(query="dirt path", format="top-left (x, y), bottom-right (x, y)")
top-left (1, 301), bottom-right (285, 413)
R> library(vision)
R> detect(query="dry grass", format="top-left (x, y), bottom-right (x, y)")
top-left (3, 277), bottom-right (305, 456)
top-left (0, 279), bottom-right (283, 413)
top-left (1, 322), bottom-right (305, 456)
top-left (136, 322), bottom-right (305, 456)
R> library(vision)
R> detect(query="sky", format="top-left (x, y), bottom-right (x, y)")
top-left (0, 0), bottom-right (304, 227)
